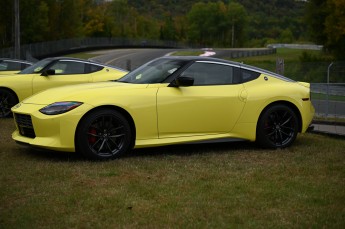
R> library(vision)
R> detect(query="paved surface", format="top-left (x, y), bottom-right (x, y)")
top-left (311, 123), bottom-right (345, 137)
top-left (90, 49), bottom-right (177, 70)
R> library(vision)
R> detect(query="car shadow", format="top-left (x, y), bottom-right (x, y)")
top-left (126, 140), bottom-right (260, 159)
top-left (19, 140), bottom-right (265, 162)
top-left (19, 146), bottom-right (84, 162)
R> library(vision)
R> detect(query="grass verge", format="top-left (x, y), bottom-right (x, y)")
top-left (0, 118), bottom-right (344, 228)
top-left (171, 50), bottom-right (204, 56)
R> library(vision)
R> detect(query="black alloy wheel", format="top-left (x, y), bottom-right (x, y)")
top-left (256, 104), bottom-right (298, 148)
top-left (76, 109), bottom-right (133, 160)
top-left (0, 89), bottom-right (17, 118)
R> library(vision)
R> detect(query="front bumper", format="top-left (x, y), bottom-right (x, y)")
top-left (12, 102), bottom-right (93, 152)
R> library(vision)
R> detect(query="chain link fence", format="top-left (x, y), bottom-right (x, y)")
top-left (241, 60), bottom-right (345, 135)
top-left (277, 61), bottom-right (345, 135)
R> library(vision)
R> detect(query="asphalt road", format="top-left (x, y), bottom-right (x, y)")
top-left (89, 48), bottom-right (250, 70)
top-left (90, 48), bottom-right (178, 71)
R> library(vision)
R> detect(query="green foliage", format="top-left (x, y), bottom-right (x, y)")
top-left (0, 0), bottom-right (14, 47)
top-left (238, 0), bottom-right (306, 43)
top-left (20, 0), bottom-right (50, 43)
top-left (305, 0), bottom-right (345, 60)
top-left (187, 1), bottom-right (247, 47)
top-left (0, 0), bottom-right (309, 48)
top-left (160, 15), bottom-right (177, 41)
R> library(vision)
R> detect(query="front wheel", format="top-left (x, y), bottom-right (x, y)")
top-left (0, 89), bottom-right (18, 118)
top-left (256, 104), bottom-right (298, 149)
top-left (75, 109), bottom-right (133, 160)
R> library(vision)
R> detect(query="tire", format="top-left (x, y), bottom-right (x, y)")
top-left (0, 89), bottom-right (18, 118)
top-left (75, 109), bottom-right (133, 160)
top-left (256, 104), bottom-right (298, 149)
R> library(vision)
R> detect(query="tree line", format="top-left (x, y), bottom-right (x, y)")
top-left (0, 0), bottom-right (344, 59)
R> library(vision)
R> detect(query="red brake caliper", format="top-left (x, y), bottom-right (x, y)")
top-left (88, 128), bottom-right (97, 144)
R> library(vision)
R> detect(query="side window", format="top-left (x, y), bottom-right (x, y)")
top-left (0, 62), bottom-right (8, 70)
top-left (21, 63), bottom-right (31, 70)
top-left (6, 61), bottom-right (22, 71)
top-left (241, 69), bottom-right (260, 83)
top-left (50, 61), bottom-right (86, 74)
top-left (181, 62), bottom-right (234, 85)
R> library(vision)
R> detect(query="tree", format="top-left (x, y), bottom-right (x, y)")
top-left (306, 0), bottom-right (345, 59)
top-left (227, 1), bottom-right (248, 47)
top-left (305, 0), bottom-right (328, 45)
top-left (187, 1), bottom-right (247, 47)
top-left (0, 0), bottom-right (13, 47)
top-left (20, 0), bottom-right (50, 43)
top-left (58, 0), bottom-right (84, 39)
top-left (160, 15), bottom-right (177, 41)
top-left (324, 0), bottom-right (345, 59)
top-left (279, 28), bottom-right (294, 43)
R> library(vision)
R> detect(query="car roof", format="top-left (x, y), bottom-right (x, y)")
top-left (0, 58), bottom-right (33, 64)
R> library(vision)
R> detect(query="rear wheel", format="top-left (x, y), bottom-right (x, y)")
top-left (256, 104), bottom-right (298, 148)
top-left (0, 89), bottom-right (18, 118)
top-left (75, 109), bottom-right (133, 160)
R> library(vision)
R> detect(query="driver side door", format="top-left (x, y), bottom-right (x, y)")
top-left (157, 61), bottom-right (246, 138)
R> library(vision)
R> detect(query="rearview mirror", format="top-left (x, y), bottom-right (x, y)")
top-left (169, 76), bottom-right (194, 87)
top-left (41, 69), bottom-right (55, 76)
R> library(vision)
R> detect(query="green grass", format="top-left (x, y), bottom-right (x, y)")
top-left (234, 48), bottom-right (324, 64)
top-left (312, 92), bottom-right (345, 102)
top-left (1, 118), bottom-right (344, 228)
top-left (171, 50), bottom-right (204, 56)
top-left (230, 49), bottom-right (312, 73)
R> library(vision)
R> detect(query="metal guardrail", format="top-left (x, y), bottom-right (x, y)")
top-left (267, 43), bottom-right (323, 50)
top-left (0, 37), bottom-right (277, 60)
top-left (311, 83), bottom-right (345, 136)
top-left (0, 37), bottom-right (191, 59)
top-left (311, 83), bottom-right (345, 118)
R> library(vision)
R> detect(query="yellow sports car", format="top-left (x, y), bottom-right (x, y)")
top-left (12, 56), bottom-right (315, 160)
top-left (0, 57), bottom-right (128, 117)
top-left (0, 58), bottom-right (33, 75)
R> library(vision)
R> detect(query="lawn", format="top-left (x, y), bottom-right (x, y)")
top-left (0, 118), bottom-right (344, 228)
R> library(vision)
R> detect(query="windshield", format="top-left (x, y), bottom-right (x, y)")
top-left (118, 58), bottom-right (187, 84)
top-left (19, 59), bottom-right (51, 74)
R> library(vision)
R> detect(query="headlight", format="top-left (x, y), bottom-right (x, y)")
top-left (39, 102), bottom-right (83, 115)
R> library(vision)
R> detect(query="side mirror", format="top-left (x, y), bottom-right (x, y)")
top-left (41, 69), bottom-right (55, 76)
top-left (169, 76), bottom-right (194, 87)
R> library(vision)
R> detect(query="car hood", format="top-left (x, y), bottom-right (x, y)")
top-left (22, 81), bottom-right (149, 105)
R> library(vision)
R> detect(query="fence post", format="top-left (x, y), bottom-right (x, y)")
top-left (126, 59), bottom-right (131, 71)
top-left (326, 62), bottom-right (333, 117)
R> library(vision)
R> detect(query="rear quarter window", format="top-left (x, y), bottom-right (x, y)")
top-left (89, 64), bottom-right (104, 73)
top-left (241, 69), bottom-right (261, 83)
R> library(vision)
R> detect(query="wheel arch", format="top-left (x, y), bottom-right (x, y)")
top-left (257, 100), bottom-right (302, 133)
top-left (0, 87), bottom-right (19, 103)
top-left (74, 105), bottom-right (136, 148)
